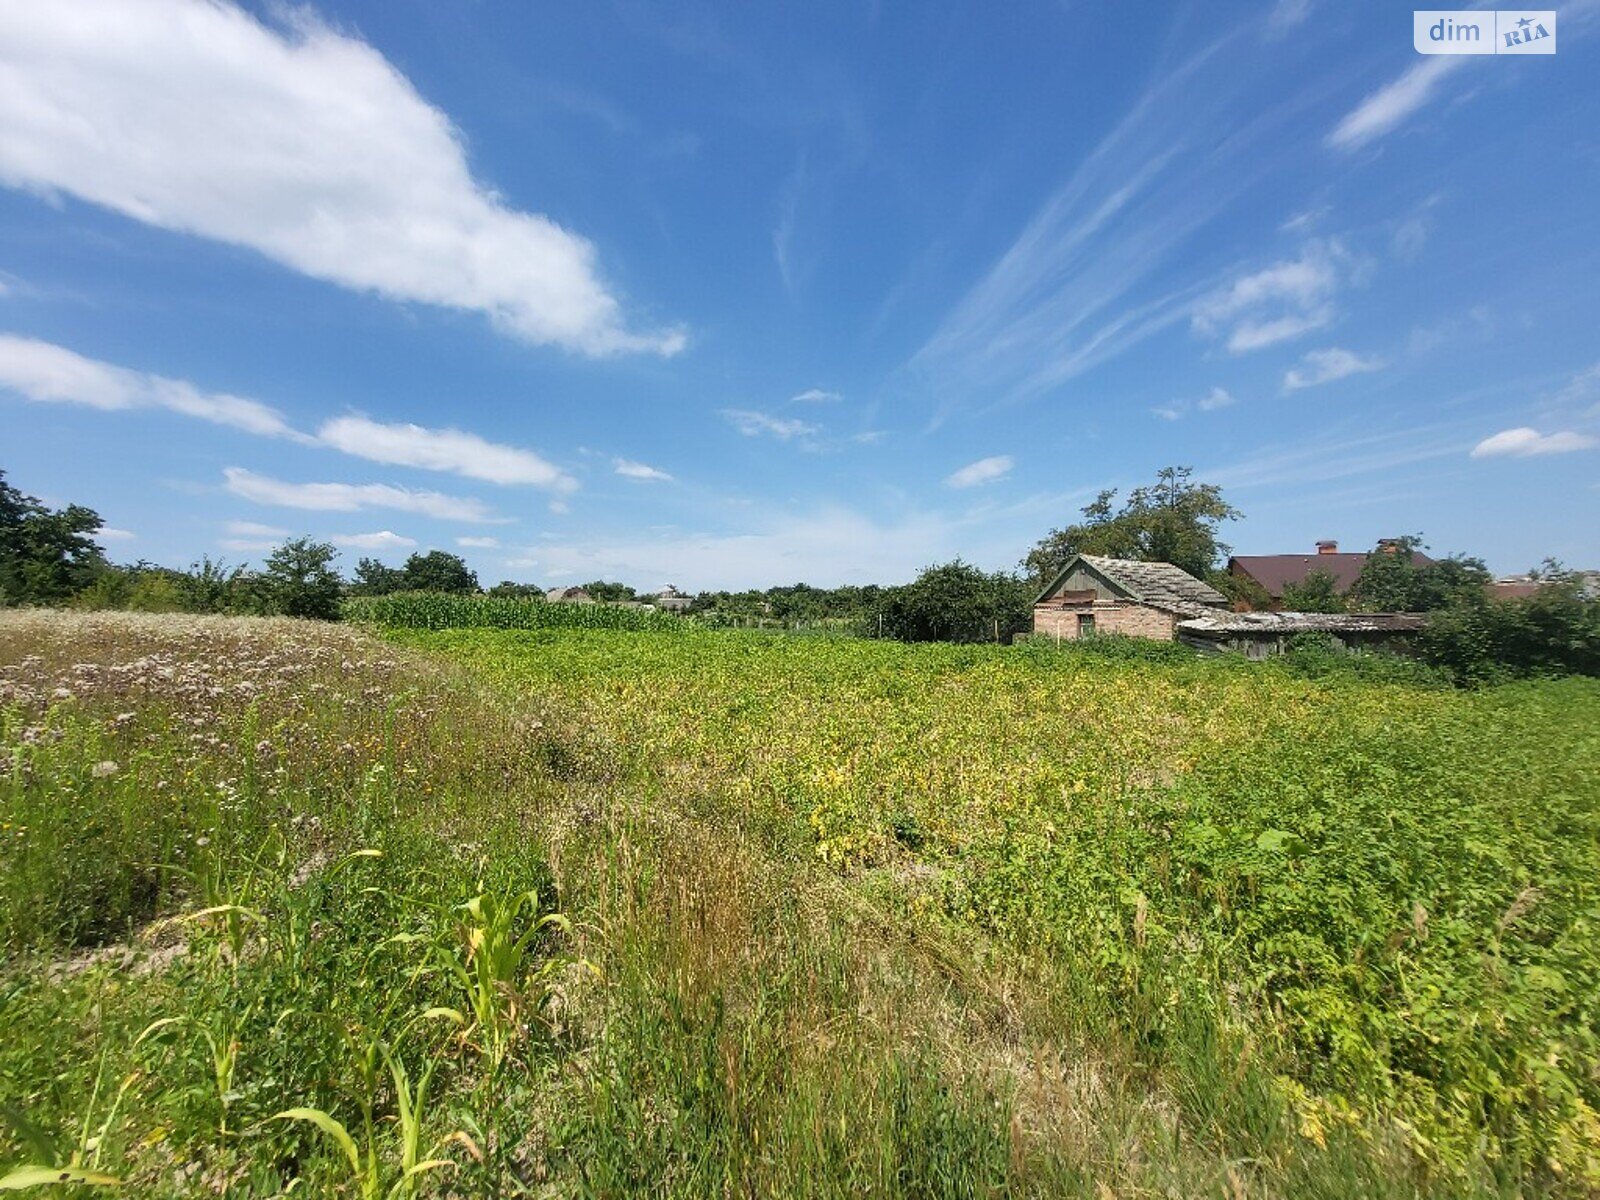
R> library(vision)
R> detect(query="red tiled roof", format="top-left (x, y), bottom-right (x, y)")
top-left (1228, 551), bottom-right (1434, 598)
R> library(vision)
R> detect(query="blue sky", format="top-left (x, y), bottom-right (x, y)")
top-left (1, 0), bottom-right (1596, 588)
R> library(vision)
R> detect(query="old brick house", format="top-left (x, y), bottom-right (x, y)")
top-left (1033, 554), bottom-right (1229, 640)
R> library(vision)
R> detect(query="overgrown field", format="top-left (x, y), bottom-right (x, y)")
top-left (3, 614), bottom-right (1597, 1197)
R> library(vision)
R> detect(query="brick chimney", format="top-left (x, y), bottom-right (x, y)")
top-left (1376, 537), bottom-right (1402, 554)
top-left (1315, 539), bottom-right (1338, 555)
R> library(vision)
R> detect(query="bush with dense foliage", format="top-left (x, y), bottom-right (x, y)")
top-left (875, 560), bottom-right (1032, 643)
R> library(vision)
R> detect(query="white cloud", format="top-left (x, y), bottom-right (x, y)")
top-left (0, 334), bottom-right (303, 438)
top-left (0, 0), bottom-right (682, 356)
top-left (945, 455), bottom-right (1014, 489)
top-left (613, 458), bottom-right (674, 482)
top-left (1195, 241), bottom-right (1346, 354)
top-left (225, 520), bottom-right (289, 538)
top-left (98, 527), bottom-right (136, 541)
top-left (1283, 347), bottom-right (1384, 391)
top-left (1327, 56), bottom-right (1471, 151)
top-left (721, 409), bottom-right (818, 440)
top-left (318, 415), bottom-right (575, 492)
top-left (333, 530), bottom-right (416, 551)
top-left (1156, 386), bottom-right (1236, 420)
top-left (456, 535), bottom-right (499, 549)
top-left (790, 388), bottom-right (841, 404)
top-left (1470, 427), bottom-right (1599, 459)
top-left (223, 467), bottom-right (496, 522)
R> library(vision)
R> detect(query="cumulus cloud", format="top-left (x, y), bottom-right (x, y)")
top-left (1327, 56), bottom-right (1470, 151)
top-left (721, 409), bottom-right (818, 440)
top-left (1283, 347), bottom-right (1384, 391)
top-left (1470, 427), bottom-right (1599, 459)
top-left (333, 530), bottom-right (416, 551)
top-left (945, 455), bottom-right (1014, 489)
top-left (0, 0), bottom-right (682, 356)
top-left (223, 467), bottom-right (496, 522)
top-left (613, 458), bottom-right (674, 482)
top-left (456, 536), bottom-right (499, 548)
top-left (0, 334), bottom-right (304, 439)
top-left (318, 415), bottom-right (576, 492)
top-left (1194, 242), bottom-right (1347, 353)
top-left (98, 527), bottom-right (136, 541)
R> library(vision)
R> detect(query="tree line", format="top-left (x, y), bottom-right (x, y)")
top-left (3, 465), bottom-right (1595, 679)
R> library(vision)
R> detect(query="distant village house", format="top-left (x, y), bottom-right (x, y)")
top-left (1227, 539), bottom-right (1431, 611)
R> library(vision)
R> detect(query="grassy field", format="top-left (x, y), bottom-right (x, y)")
top-left (2, 613), bottom-right (1598, 1196)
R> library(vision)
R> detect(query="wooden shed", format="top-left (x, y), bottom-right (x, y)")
top-left (1176, 611), bottom-right (1426, 658)
top-left (1033, 554), bottom-right (1229, 641)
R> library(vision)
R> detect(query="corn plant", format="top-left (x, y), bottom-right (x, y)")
top-left (273, 1015), bottom-right (463, 1200)
top-left (438, 888), bottom-right (576, 1068)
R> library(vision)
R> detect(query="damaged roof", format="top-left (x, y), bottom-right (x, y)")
top-left (1178, 611), bottom-right (1426, 635)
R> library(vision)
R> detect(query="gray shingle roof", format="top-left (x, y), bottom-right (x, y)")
top-left (1041, 554), bottom-right (1229, 617)
top-left (1075, 556), bottom-right (1235, 614)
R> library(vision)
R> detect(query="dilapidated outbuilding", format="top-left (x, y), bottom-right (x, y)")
top-left (1033, 554), bottom-right (1229, 641)
top-left (1176, 611), bottom-right (1426, 658)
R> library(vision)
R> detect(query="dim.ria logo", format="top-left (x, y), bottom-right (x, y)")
top-left (1413, 9), bottom-right (1556, 54)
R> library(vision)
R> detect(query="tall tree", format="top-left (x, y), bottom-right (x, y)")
top-left (1023, 466), bottom-right (1240, 584)
top-left (261, 537), bottom-right (343, 620)
top-left (401, 550), bottom-right (478, 594)
top-left (0, 468), bottom-right (108, 604)
top-left (351, 557), bottom-right (406, 596)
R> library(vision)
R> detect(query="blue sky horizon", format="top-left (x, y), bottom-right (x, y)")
top-left (2, 1), bottom-right (1597, 589)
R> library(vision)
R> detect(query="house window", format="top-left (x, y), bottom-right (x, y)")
top-left (1077, 614), bottom-right (1095, 637)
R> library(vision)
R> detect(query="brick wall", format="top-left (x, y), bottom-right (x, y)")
top-left (1032, 601), bottom-right (1178, 641)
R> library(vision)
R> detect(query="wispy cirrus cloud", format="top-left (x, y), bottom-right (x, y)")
top-left (1193, 240), bottom-right (1349, 353)
top-left (1470, 427), bottom-right (1598, 458)
top-left (318, 416), bottom-right (576, 493)
top-left (219, 519), bottom-right (289, 552)
top-left (0, 334), bottom-right (305, 440)
top-left (721, 409), bottom-right (819, 441)
top-left (1283, 347), bottom-right (1384, 391)
top-left (1154, 386), bottom-right (1236, 420)
top-left (789, 388), bottom-right (841, 404)
top-left (0, 0), bottom-right (682, 355)
top-left (904, 16), bottom-right (1337, 420)
top-left (456, 536), bottom-right (499, 549)
top-left (222, 467), bottom-right (497, 523)
top-left (1327, 57), bottom-right (1472, 151)
top-left (945, 455), bottom-right (1014, 489)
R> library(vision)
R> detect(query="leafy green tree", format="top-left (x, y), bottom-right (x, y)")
top-left (351, 557), bottom-right (406, 596)
top-left (1281, 569), bottom-right (1347, 613)
top-left (486, 581), bottom-right (546, 599)
top-left (879, 560), bottom-right (1032, 644)
top-left (175, 556), bottom-right (250, 614)
top-left (0, 469), bottom-right (109, 604)
top-left (261, 537), bottom-right (343, 620)
top-left (1350, 536), bottom-right (1490, 611)
top-left (1024, 466), bottom-right (1240, 584)
top-left (1420, 584), bottom-right (1600, 683)
top-left (581, 580), bottom-right (637, 603)
top-left (401, 551), bottom-right (478, 594)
